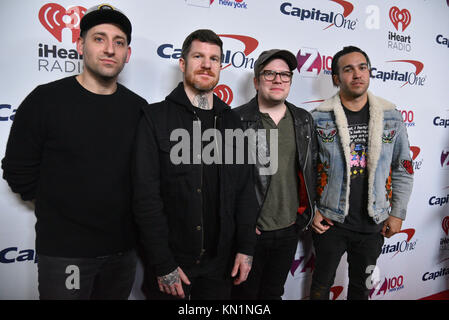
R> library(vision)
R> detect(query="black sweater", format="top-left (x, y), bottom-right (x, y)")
top-left (2, 76), bottom-right (147, 257)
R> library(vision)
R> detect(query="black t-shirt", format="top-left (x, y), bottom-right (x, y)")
top-left (335, 102), bottom-right (383, 233)
top-left (194, 108), bottom-right (220, 257)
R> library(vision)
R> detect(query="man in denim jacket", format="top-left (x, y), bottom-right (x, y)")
top-left (309, 46), bottom-right (414, 300)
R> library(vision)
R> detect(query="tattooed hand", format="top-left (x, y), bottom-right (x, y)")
top-left (157, 267), bottom-right (191, 298)
top-left (231, 253), bottom-right (253, 285)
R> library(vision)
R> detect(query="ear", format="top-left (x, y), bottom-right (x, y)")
top-left (76, 37), bottom-right (84, 56)
top-left (125, 46), bottom-right (131, 63)
top-left (253, 76), bottom-right (259, 91)
top-left (332, 74), bottom-right (340, 87)
top-left (179, 57), bottom-right (186, 73)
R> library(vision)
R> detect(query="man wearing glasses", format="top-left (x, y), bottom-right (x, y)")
top-left (232, 49), bottom-right (317, 299)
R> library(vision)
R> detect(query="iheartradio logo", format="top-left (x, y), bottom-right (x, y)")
top-left (389, 6), bottom-right (411, 32)
top-left (39, 3), bottom-right (86, 43)
top-left (214, 84), bottom-right (233, 105)
top-left (443, 217), bottom-right (449, 236)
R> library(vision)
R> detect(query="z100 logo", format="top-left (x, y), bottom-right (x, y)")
top-left (38, 3), bottom-right (85, 73)
top-left (280, 0), bottom-right (358, 31)
top-left (0, 104), bottom-right (16, 121)
top-left (368, 274), bottom-right (405, 299)
top-left (399, 109), bottom-right (415, 127)
top-left (157, 34), bottom-right (258, 71)
top-left (0, 247), bottom-right (37, 263)
top-left (296, 48), bottom-right (332, 78)
top-left (441, 149), bottom-right (449, 170)
top-left (290, 253), bottom-right (315, 277)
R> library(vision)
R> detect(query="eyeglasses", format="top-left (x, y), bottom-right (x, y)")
top-left (260, 70), bottom-right (293, 82)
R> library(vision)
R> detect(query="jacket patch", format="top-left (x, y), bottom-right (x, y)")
top-left (317, 161), bottom-right (329, 198)
top-left (382, 130), bottom-right (396, 143)
top-left (317, 128), bottom-right (337, 143)
top-left (385, 167), bottom-right (392, 206)
top-left (400, 159), bottom-right (414, 175)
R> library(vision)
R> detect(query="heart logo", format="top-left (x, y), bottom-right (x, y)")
top-left (443, 217), bottom-right (449, 236)
top-left (214, 84), bottom-right (233, 105)
top-left (389, 6), bottom-right (411, 32)
top-left (38, 3), bottom-right (86, 43)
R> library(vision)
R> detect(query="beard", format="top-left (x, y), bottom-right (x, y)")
top-left (185, 68), bottom-right (219, 93)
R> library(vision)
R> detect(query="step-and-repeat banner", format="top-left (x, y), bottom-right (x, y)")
top-left (1, 0), bottom-right (448, 300)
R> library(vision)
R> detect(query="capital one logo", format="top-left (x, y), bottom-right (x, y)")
top-left (39, 3), bottom-right (86, 43)
top-left (370, 59), bottom-right (426, 87)
top-left (381, 228), bottom-right (416, 258)
top-left (296, 48), bottom-right (332, 77)
top-left (214, 84), bottom-right (233, 105)
top-left (389, 6), bottom-right (411, 32)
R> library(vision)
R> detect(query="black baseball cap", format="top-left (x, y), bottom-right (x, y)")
top-left (80, 4), bottom-right (132, 44)
top-left (254, 49), bottom-right (298, 76)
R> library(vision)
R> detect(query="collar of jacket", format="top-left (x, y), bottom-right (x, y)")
top-left (166, 82), bottom-right (231, 117)
top-left (315, 90), bottom-right (396, 217)
top-left (238, 94), bottom-right (306, 125)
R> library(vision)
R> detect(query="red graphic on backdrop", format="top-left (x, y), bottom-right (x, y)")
top-left (218, 34), bottom-right (258, 70)
top-left (39, 3), bottom-right (86, 43)
top-left (387, 60), bottom-right (423, 75)
top-left (443, 217), bottom-right (449, 236)
top-left (324, 0), bottom-right (354, 30)
top-left (410, 146), bottom-right (420, 160)
top-left (389, 6), bottom-right (411, 32)
top-left (330, 286), bottom-right (343, 300)
top-left (214, 84), bottom-right (233, 105)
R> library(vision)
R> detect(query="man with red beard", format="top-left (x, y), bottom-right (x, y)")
top-left (133, 29), bottom-right (258, 300)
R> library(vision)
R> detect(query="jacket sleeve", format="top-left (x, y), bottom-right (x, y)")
top-left (389, 113), bottom-right (414, 220)
top-left (233, 131), bottom-right (258, 256)
top-left (1, 88), bottom-right (45, 201)
top-left (132, 109), bottom-right (177, 276)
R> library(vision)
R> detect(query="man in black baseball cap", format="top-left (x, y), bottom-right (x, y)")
top-left (232, 49), bottom-right (317, 300)
top-left (253, 49), bottom-right (298, 78)
top-left (80, 3), bottom-right (132, 44)
top-left (2, 2), bottom-right (147, 300)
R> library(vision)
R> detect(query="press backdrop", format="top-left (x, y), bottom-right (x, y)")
top-left (1, 0), bottom-right (448, 300)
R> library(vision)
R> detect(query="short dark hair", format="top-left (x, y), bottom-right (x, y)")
top-left (331, 46), bottom-right (371, 86)
top-left (181, 29), bottom-right (223, 60)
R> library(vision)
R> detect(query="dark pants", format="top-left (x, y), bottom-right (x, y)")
top-left (232, 224), bottom-right (299, 300)
top-left (37, 250), bottom-right (137, 300)
top-left (310, 226), bottom-right (384, 300)
top-left (142, 254), bottom-right (232, 300)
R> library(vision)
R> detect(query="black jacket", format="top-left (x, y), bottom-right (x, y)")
top-left (133, 82), bottom-right (258, 276)
top-left (234, 96), bottom-right (318, 230)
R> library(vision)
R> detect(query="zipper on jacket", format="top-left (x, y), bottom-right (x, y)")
top-left (193, 111), bottom-right (205, 260)
top-left (301, 128), bottom-right (315, 230)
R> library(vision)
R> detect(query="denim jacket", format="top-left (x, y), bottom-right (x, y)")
top-left (311, 91), bottom-right (414, 224)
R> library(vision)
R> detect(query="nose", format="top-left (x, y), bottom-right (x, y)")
top-left (273, 72), bottom-right (282, 83)
top-left (103, 39), bottom-right (115, 55)
top-left (201, 57), bottom-right (212, 69)
top-left (353, 68), bottom-right (362, 79)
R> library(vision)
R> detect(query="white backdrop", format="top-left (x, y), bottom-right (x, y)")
top-left (0, 0), bottom-right (448, 300)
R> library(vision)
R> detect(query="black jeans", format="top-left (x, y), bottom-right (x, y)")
top-left (142, 254), bottom-right (232, 300)
top-left (37, 250), bottom-right (137, 300)
top-left (232, 224), bottom-right (299, 300)
top-left (310, 226), bottom-right (384, 300)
